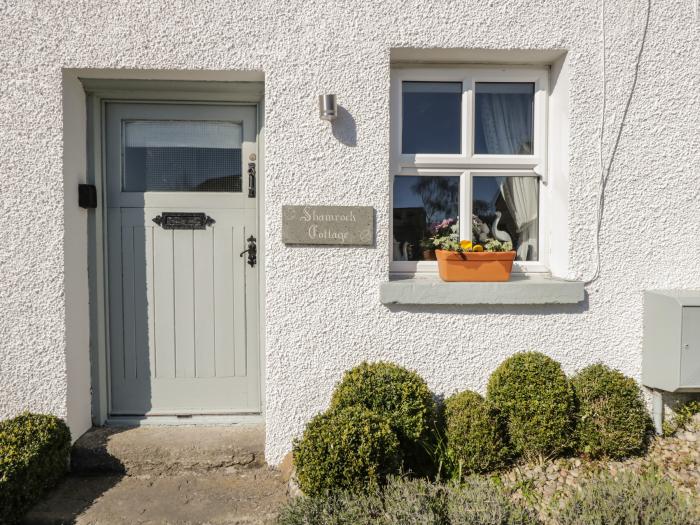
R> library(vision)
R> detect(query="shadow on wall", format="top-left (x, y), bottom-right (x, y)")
top-left (384, 291), bottom-right (590, 315)
top-left (331, 106), bottom-right (357, 147)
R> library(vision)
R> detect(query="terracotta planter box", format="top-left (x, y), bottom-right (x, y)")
top-left (435, 250), bottom-right (517, 282)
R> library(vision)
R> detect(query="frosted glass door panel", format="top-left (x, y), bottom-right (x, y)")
top-left (123, 121), bottom-right (243, 192)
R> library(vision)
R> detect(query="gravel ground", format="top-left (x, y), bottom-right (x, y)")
top-left (499, 414), bottom-right (700, 522)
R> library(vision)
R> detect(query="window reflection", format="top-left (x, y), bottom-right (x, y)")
top-left (393, 176), bottom-right (459, 261)
top-left (402, 82), bottom-right (462, 154)
top-left (472, 176), bottom-right (538, 261)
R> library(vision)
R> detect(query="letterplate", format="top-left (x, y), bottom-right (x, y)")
top-left (152, 212), bottom-right (215, 230)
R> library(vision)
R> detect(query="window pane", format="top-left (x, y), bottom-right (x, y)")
top-left (402, 82), bottom-right (461, 154)
top-left (123, 121), bottom-right (243, 192)
top-left (474, 83), bottom-right (534, 155)
top-left (393, 175), bottom-right (460, 261)
top-left (472, 176), bottom-right (538, 261)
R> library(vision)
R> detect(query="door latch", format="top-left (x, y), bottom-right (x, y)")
top-left (248, 163), bottom-right (256, 198)
top-left (239, 235), bottom-right (257, 267)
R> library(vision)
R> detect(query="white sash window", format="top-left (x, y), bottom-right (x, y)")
top-left (391, 67), bottom-right (549, 274)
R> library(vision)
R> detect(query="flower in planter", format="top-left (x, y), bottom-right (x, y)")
top-left (426, 218), bottom-right (514, 254)
top-left (484, 239), bottom-right (513, 252)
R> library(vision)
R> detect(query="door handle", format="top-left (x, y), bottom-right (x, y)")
top-left (248, 163), bottom-right (256, 198)
top-left (239, 235), bottom-right (257, 267)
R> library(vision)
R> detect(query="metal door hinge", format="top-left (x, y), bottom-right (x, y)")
top-left (248, 163), bottom-right (256, 198)
top-left (239, 235), bottom-right (257, 267)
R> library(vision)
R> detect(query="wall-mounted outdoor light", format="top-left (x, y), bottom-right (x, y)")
top-left (318, 94), bottom-right (338, 121)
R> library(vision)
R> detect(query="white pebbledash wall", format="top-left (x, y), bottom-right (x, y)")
top-left (0, 1), bottom-right (698, 464)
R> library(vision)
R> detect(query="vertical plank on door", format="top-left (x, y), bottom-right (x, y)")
top-left (193, 228), bottom-right (215, 378)
top-left (145, 226), bottom-right (156, 379)
top-left (121, 223), bottom-right (137, 380)
top-left (213, 224), bottom-right (235, 377)
top-left (153, 227), bottom-right (175, 378)
top-left (174, 230), bottom-right (196, 378)
top-left (132, 226), bottom-right (150, 380)
top-left (233, 228), bottom-right (247, 377)
top-left (107, 209), bottom-right (125, 385)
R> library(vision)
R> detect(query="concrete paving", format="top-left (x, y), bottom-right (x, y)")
top-left (24, 425), bottom-right (289, 525)
top-left (24, 469), bottom-right (287, 525)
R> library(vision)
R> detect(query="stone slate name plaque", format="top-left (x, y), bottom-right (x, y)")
top-left (282, 205), bottom-right (374, 246)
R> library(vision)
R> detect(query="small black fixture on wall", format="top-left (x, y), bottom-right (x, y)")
top-left (78, 184), bottom-right (97, 209)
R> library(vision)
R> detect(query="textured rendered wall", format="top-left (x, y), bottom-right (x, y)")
top-left (0, 1), bottom-right (698, 461)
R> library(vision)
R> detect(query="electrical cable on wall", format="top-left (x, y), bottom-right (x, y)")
top-left (584, 0), bottom-right (652, 285)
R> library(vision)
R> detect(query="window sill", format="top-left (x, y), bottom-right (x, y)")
top-left (380, 274), bottom-right (585, 305)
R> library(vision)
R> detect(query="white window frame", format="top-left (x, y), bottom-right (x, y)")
top-left (390, 66), bottom-right (550, 275)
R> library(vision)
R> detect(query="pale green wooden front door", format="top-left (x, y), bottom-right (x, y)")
top-left (105, 102), bottom-right (260, 416)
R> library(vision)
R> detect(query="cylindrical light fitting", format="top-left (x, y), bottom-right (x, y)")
top-left (318, 94), bottom-right (338, 121)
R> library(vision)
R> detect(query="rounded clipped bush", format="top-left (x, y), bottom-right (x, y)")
top-left (557, 472), bottom-right (699, 525)
top-left (571, 363), bottom-right (651, 459)
top-left (330, 362), bottom-right (437, 474)
top-left (293, 406), bottom-right (402, 496)
top-left (444, 390), bottom-right (510, 475)
top-left (487, 352), bottom-right (574, 460)
top-left (330, 362), bottom-right (436, 442)
top-left (0, 413), bottom-right (71, 524)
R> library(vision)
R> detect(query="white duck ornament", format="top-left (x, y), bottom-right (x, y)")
top-left (491, 211), bottom-right (512, 243)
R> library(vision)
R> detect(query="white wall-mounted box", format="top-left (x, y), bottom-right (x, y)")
top-left (643, 290), bottom-right (700, 392)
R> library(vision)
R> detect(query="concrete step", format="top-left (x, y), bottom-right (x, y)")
top-left (71, 424), bottom-right (266, 476)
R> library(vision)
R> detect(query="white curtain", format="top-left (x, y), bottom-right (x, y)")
top-left (476, 87), bottom-right (533, 155)
top-left (501, 178), bottom-right (538, 261)
top-left (477, 87), bottom-right (538, 260)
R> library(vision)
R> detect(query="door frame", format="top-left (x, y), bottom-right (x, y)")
top-left (84, 79), bottom-right (266, 425)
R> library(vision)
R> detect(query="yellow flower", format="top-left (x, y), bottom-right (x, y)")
top-left (473, 244), bottom-right (484, 252)
top-left (459, 240), bottom-right (472, 251)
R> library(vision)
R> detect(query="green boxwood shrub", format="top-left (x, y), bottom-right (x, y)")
top-left (486, 352), bottom-right (574, 460)
top-left (330, 362), bottom-right (437, 474)
top-left (571, 363), bottom-right (651, 459)
top-left (293, 406), bottom-right (402, 496)
top-left (443, 390), bottom-right (510, 475)
top-left (0, 412), bottom-right (71, 524)
top-left (557, 472), bottom-right (698, 525)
